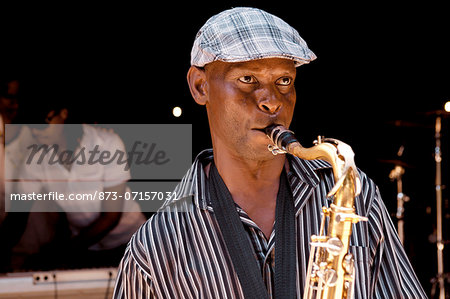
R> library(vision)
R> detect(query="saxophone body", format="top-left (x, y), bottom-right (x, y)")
top-left (265, 125), bottom-right (367, 299)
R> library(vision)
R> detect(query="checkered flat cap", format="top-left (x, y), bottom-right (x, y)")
top-left (191, 7), bottom-right (317, 67)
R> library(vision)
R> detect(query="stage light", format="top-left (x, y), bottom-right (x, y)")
top-left (444, 101), bottom-right (450, 112)
top-left (173, 106), bottom-right (182, 117)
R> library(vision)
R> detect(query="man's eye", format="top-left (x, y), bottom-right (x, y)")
top-left (276, 77), bottom-right (292, 86)
top-left (238, 76), bottom-right (257, 84)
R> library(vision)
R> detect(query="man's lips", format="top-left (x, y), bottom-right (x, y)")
top-left (252, 123), bottom-right (281, 134)
top-left (252, 128), bottom-right (267, 133)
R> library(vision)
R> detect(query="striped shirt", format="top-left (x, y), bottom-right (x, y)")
top-left (113, 149), bottom-right (427, 298)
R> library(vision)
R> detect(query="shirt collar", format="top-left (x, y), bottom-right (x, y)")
top-left (286, 154), bottom-right (331, 188)
top-left (167, 149), bottom-right (332, 211)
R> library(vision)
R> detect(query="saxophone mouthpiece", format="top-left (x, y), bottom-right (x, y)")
top-left (265, 125), bottom-right (286, 155)
top-left (265, 125), bottom-right (298, 156)
top-left (264, 124), bottom-right (281, 136)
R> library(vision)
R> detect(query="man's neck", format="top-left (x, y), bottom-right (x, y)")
top-left (215, 152), bottom-right (285, 198)
top-left (210, 146), bottom-right (287, 237)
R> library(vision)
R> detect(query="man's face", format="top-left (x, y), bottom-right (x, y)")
top-left (204, 58), bottom-right (297, 161)
top-left (31, 109), bottom-right (66, 145)
top-left (0, 80), bottom-right (20, 124)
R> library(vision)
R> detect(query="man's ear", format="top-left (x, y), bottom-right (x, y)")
top-left (187, 66), bottom-right (208, 105)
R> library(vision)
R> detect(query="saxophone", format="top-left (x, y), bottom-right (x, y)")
top-left (265, 125), bottom-right (368, 299)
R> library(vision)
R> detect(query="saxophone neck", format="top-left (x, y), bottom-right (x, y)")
top-left (287, 139), bottom-right (343, 181)
top-left (265, 125), bottom-right (361, 197)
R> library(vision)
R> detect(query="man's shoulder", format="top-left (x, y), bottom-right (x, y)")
top-left (131, 197), bottom-right (200, 241)
top-left (290, 156), bottom-right (379, 216)
top-left (127, 200), bottom-right (201, 268)
top-left (131, 148), bottom-right (213, 249)
top-left (157, 149), bottom-right (213, 211)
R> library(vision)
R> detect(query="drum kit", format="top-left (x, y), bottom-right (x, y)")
top-left (381, 105), bottom-right (449, 299)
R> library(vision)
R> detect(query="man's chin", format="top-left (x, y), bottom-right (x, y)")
top-left (239, 141), bottom-right (279, 162)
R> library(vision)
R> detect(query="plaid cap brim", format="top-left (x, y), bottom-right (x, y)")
top-left (191, 7), bottom-right (317, 67)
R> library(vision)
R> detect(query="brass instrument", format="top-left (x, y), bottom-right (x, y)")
top-left (265, 125), bottom-right (367, 299)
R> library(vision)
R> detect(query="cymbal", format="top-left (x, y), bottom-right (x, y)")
top-left (378, 159), bottom-right (414, 168)
top-left (385, 120), bottom-right (433, 129)
top-left (422, 110), bottom-right (450, 118)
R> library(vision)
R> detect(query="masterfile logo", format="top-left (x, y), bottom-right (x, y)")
top-left (25, 141), bottom-right (171, 171)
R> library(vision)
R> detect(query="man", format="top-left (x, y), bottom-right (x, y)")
top-left (113, 7), bottom-right (427, 298)
top-left (13, 102), bottom-right (146, 269)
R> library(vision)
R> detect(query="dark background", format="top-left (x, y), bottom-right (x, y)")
top-left (1, 1), bottom-right (449, 295)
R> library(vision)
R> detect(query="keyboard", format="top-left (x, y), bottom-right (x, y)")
top-left (0, 267), bottom-right (117, 299)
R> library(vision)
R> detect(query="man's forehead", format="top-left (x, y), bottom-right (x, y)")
top-left (206, 58), bottom-right (296, 74)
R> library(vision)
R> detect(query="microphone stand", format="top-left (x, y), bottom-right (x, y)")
top-left (389, 163), bottom-right (409, 245)
top-left (434, 114), bottom-right (445, 299)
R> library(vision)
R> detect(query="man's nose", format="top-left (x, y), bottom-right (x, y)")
top-left (256, 88), bottom-right (282, 114)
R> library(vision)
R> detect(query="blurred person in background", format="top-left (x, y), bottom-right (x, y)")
top-left (17, 99), bottom-right (147, 269)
